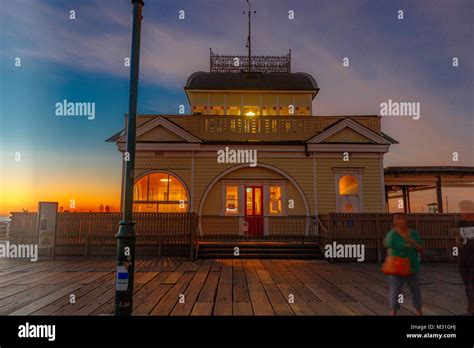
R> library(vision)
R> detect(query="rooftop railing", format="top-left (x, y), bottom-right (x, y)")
top-left (156, 115), bottom-right (381, 141)
top-left (210, 50), bottom-right (291, 73)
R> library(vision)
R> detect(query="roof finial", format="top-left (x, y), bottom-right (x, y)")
top-left (243, 0), bottom-right (256, 72)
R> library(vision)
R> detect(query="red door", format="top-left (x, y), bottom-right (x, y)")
top-left (245, 186), bottom-right (263, 236)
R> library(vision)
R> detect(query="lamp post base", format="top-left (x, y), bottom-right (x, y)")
top-left (114, 220), bottom-right (136, 316)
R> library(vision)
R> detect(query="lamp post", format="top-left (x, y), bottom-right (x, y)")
top-left (114, 0), bottom-right (144, 316)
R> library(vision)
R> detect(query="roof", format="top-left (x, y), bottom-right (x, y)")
top-left (185, 71), bottom-right (319, 95)
top-left (384, 166), bottom-right (474, 176)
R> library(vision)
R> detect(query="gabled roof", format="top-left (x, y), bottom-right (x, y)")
top-left (108, 116), bottom-right (202, 143)
top-left (306, 117), bottom-right (396, 145)
top-left (185, 71), bottom-right (319, 97)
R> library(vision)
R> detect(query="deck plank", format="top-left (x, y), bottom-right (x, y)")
top-left (0, 258), bottom-right (467, 316)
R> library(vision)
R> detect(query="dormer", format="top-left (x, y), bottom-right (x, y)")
top-left (184, 50), bottom-right (319, 116)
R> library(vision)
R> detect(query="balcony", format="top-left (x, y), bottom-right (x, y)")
top-left (152, 115), bottom-right (381, 142)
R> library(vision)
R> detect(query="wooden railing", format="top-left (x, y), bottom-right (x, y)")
top-left (199, 215), bottom-right (312, 240)
top-left (54, 212), bottom-right (197, 246)
top-left (157, 115), bottom-right (381, 141)
top-left (0, 221), bottom-right (10, 240)
top-left (9, 213), bottom-right (37, 244)
top-left (8, 212), bottom-right (461, 261)
top-left (317, 213), bottom-right (461, 261)
top-left (9, 212), bottom-right (198, 257)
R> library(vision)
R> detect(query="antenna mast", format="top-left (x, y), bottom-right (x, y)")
top-left (244, 0), bottom-right (256, 72)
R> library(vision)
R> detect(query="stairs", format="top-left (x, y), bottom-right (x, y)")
top-left (197, 241), bottom-right (324, 259)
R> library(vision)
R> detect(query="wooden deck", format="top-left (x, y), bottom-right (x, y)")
top-left (0, 258), bottom-right (467, 316)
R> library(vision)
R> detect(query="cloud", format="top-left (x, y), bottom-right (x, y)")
top-left (1, 0), bottom-right (472, 166)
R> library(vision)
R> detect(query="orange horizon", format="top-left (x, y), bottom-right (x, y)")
top-left (1, 187), bottom-right (472, 217)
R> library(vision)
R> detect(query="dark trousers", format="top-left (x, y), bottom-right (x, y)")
top-left (388, 274), bottom-right (422, 310)
top-left (459, 261), bottom-right (474, 315)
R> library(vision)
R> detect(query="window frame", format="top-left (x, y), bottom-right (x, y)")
top-left (268, 185), bottom-right (285, 216)
top-left (133, 171), bottom-right (189, 213)
top-left (333, 168), bottom-right (364, 213)
top-left (223, 185), bottom-right (240, 215)
top-left (221, 181), bottom-right (286, 217)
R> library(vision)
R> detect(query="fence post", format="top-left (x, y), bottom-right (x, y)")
top-left (158, 234), bottom-right (162, 257)
top-left (84, 219), bottom-right (91, 257)
top-left (189, 215), bottom-right (194, 260)
top-left (376, 214), bottom-right (382, 263)
top-left (328, 213), bottom-right (334, 262)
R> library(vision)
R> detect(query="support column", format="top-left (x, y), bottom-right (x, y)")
top-left (385, 187), bottom-right (390, 213)
top-left (406, 187), bottom-right (411, 213)
top-left (436, 176), bottom-right (443, 213)
top-left (402, 186), bottom-right (408, 213)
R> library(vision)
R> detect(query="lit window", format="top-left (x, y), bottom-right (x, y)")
top-left (133, 172), bottom-right (188, 212)
top-left (227, 106), bottom-right (241, 116)
top-left (193, 106), bottom-right (207, 115)
top-left (339, 175), bottom-right (359, 195)
top-left (296, 106), bottom-right (310, 116)
top-left (210, 106), bottom-right (224, 115)
top-left (243, 106), bottom-right (260, 117)
top-left (225, 186), bottom-right (239, 214)
top-left (280, 106), bottom-right (290, 116)
top-left (269, 186), bottom-right (282, 214)
top-left (262, 107), bottom-right (277, 116)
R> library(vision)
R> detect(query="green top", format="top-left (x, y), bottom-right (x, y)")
top-left (384, 229), bottom-right (424, 274)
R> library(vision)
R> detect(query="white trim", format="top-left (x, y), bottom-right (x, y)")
top-left (307, 144), bottom-right (390, 153)
top-left (307, 118), bottom-right (391, 145)
top-left (197, 163), bottom-right (311, 234)
top-left (333, 168), bottom-right (365, 213)
top-left (118, 143), bottom-right (202, 152)
top-left (314, 152), bottom-right (382, 159)
top-left (118, 116), bottom-right (202, 143)
top-left (200, 145), bottom-right (306, 153)
top-left (133, 170), bottom-right (191, 213)
top-left (267, 183), bottom-right (286, 217)
top-left (220, 182), bottom-right (286, 235)
top-left (221, 183), bottom-right (240, 216)
top-left (125, 143), bottom-right (388, 154)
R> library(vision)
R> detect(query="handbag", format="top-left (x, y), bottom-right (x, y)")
top-left (381, 233), bottom-right (412, 276)
top-left (381, 255), bottom-right (411, 276)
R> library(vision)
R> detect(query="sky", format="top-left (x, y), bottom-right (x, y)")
top-left (0, 0), bottom-right (473, 216)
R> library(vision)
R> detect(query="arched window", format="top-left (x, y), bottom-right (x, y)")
top-left (133, 172), bottom-right (188, 212)
top-left (339, 175), bottom-right (359, 196)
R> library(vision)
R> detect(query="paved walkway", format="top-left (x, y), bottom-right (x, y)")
top-left (0, 258), bottom-right (467, 315)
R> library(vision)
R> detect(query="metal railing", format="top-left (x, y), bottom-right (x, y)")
top-left (210, 50), bottom-right (291, 73)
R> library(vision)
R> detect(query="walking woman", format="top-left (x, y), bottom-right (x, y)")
top-left (382, 213), bottom-right (425, 315)
top-left (456, 200), bottom-right (474, 315)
